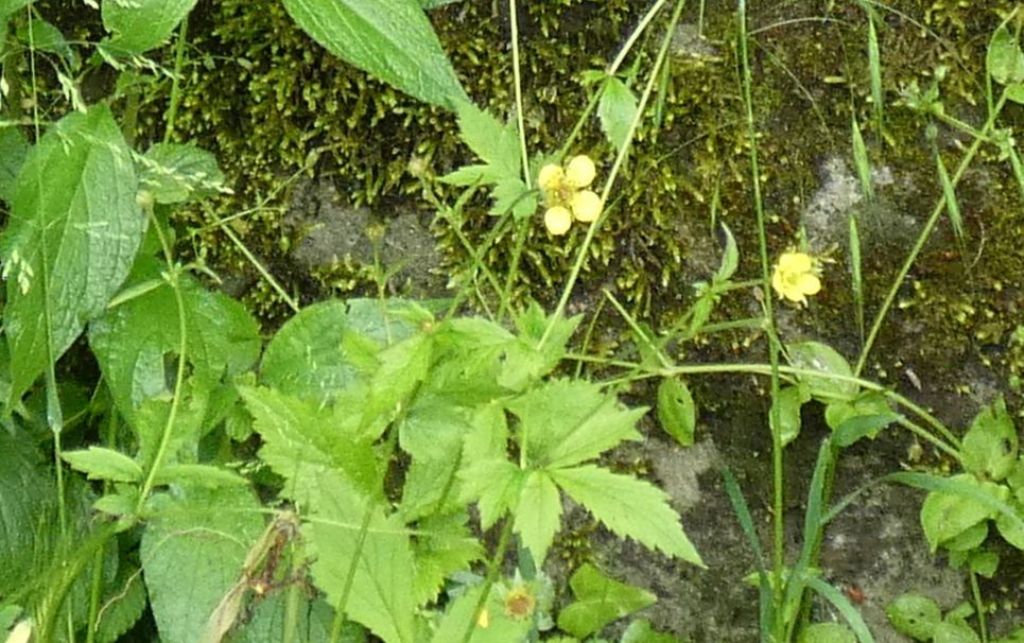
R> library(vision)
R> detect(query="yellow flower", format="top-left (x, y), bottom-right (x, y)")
top-left (771, 251), bottom-right (822, 305)
top-left (503, 585), bottom-right (537, 620)
top-left (544, 205), bottom-right (572, 235)
top-left (537, 154), bottom-right (601, 234)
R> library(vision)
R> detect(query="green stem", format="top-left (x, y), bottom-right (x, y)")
top-left (541, 0), bottom-right (686, 348)
top-left (970, 569), bottom-right (988, 643)
top-left (736, 0), bottom-right (786, 635)
top-left (328, 502), bottom-right (375, 643)
top-left (854, 91), bottom-right (1008, 377)
top-left (86, 413), bottom-right (119, 643)
top-left (163, 16), bottom-right (189, 144)
top-left (460, 518), bottom-right (515, 643)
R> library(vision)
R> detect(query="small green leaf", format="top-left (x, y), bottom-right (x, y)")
top-left (2, 105), bottom-right (144, 405)
top-left (550, 465), bottom-right (703, 566)
top-left (557, 564), bottom-right (656, 639)
top-left (454, 102), bottom-right (520, 176)
top-left (968, 550), bottom-right (999, 578)
top-left (886, 593), bottom-right (941, 641)
top-left (771, 385), bottom-right (810, 447)
top-left (513, 470), bottom-right (562, 564)
top-left (942, 520), bottom-right (988, 552)
top-left (621, 619), bottom-right (685, 643)
top-left (714, 223), bottom-right (739, 283)
top-left (0, 0), bottom-right (28, 21)
top-left (657, 377), bottom-right (696, 446)
top-left (933, 620), bottom-right (981, 643)
top-left (16, 18), bottom-right (74, 63)
top-left (62, 447), bottom-right (143, 483)
top-left (920, 474), bottom-right (1007, 551)
top-left (282, 0), bottom-right (468, 109)
top-left (987, 24), bottom-right (1024, 86)
top-left (994, 499), bottom-right (1024, 549)
top-left (798, 623), bottom-right (856, 643)
top-left (961, 397), bottom-right (1018, 481)
top-left (409, 512), bottom-right (482, 605)
top-left (152, 464), bottom-right (248, 488)
top-left (139, 143), bottom-right (226, 204)
top-left (102, 0), bottom-right (198, 54)
top-left (786, 342), bottom-right (857, 401)
top-left (598, 76), bottom-right (638, 153)
top-left (430, 584), bottom-right (532, 643)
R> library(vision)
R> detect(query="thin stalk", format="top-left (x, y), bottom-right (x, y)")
top-left (460, 518), bottom-right (515, 643)
top-left (135, 206), bottom-right (189, 510)
top-left (970, 570), bottom-right (988, 643)
top-left (163, 17), bottom-right (189, 144)
top-left (737, 0), bottom-right (786, 635)
top-left (218, 221), bottom-right (300, 313)
top-left (86, 411), bottom-right (120, 643)
top-left (282, 578), bottom-right (301, 643)
top-left (328, 502), bottom-right (375, 643)
top-left (541, 0), bottom-right (686, 348)
top-left (854, 91), bottom-right (1008, 377)
top-left (608, 0), bottom-right (669, 75)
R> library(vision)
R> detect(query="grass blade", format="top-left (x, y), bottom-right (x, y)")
top-left (802, 574), bottom-right (875, 643)
top-left (851, 114), bottom-right (874, 200)
top-left (849, 213), bottom-right (864, 344)
top-left (933, 145), bottom-right (967, 252)
top-left (722, 468), bottom-right (774, 641)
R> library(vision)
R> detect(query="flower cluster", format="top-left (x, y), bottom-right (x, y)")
top-left (771, 251), bottom-right (822, 305)
top-left (538, 155), bottom-right (602, 235)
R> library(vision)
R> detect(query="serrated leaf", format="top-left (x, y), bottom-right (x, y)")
top-left (89, 259), bottom-right (260, 425)
top-left (987, 24), bottom-right (1024, 86)
top-left (598, 76), bottom-right (638, 153)
top-left (1, 105), bottom-right (143, 405)
top-left (513, 470), bottom-right (562, 564)
top-left (152, 464), bottom-right (247, 488)
top-left (458, 458), bottom-right (523, 529)
top-left (102, 0), bottom-right (197, 54)
top-left (94, 568), bottom-right (146, 643)
top-left (489, 177), bottom-right (533, 218)
top-left (438, 163), bottom-right (497, 186)
top-left (141, 486), bottom-right (265, 643)
top-left (557, 564), bottom-right (656, 639)
top-left (307, 471), bottom-right (416, 643)
top-left (0, 126), bottom-right (28, 204)
top-left (550, 465), bottom-right (703, 566)
top-left (453, 101), bottom-right (519, 176)
top-left (656, 377), bottom-right (696, 446)
top-left (0, 431), bottom-right (54, 595)
top-left (409, 512), bottom-right (482, 605)
top-left (62, 447), bottom-right (142, 482)
top-left (508, 379), bottom-right (645, 469)
top-left (282, 0), bottom-right (468, 109)
top-left (139, 143), bottom-right (225, 204)
top-left (240, 386), bottom-right (380, 505)
top-left (962, 397), bottom-right (1018, 481)
top-left (786, 342), bottom-right (857, 401)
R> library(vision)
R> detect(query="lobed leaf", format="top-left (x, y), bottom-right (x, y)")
top-left (62, 446), bottom-right (143, 483)
top-left (513, 470), bottom-right (563, 565)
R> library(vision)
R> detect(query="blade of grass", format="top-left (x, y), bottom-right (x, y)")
top-left (802, 574), bottom-right (875, 643)
top-left (851, 114), bottom-right (874, 200)
top-left (866, 10), bottom-right (883, 139)
top-left (722, 468), bottom-right (774, 643)
top-left (849, 213), bottom-right (864, 345)
top-left (932, 139), bottom-right (967, 255)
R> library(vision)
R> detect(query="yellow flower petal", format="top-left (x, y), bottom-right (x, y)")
top-left (570, 190), bottom-right (602, 222)
top-left (778, 251), bottom-right (812, 272)
top-left (796, 273), bottom-right (821, 295)
top-left (538, 164), bottom-right (564, 191)
top-left (544, 206), bottom-right (572, 235)
top-left (564, 155), bottom-right (596, 188)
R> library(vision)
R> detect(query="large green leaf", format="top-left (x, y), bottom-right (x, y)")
top-left (0, 126), bottom-right (28, 204)
top-left (0, 431), bottom-right (53, 595)
top-left (550, 465), bottom-right (703, 566)
top-left (0, 0), bottom-right (28, 21)
top-left (89, 259), bottom-right (261, 425)
top-left (282, 0), bottom-right (468, 109)
top-left (307, 472), bottom-right (416, 643)
top-left (141, 486), bottom-right (264, 643)
top-left (557, 564), bottom-right (656, 639)
top-left (0, 105), bottom-right (143, 405)
top-left (101, 0), bottom-right (198, 54)
top-left (507, 379), bottom-right (645, 469)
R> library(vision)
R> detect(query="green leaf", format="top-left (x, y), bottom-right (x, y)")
top-left (621, 619), bottom-right (685, 643)
top-left (508, 379), bottom-right (645, 469)
top-left (141, 486), bottom-right (265, 643)
top-left (598, 76), bottom-right (638, 154)
top-left (657, 377), bottom-right (696, 447)
top-left (307, 471), bottom-right (416, 643)
top-left (139, 143), bottom-right (226, 204)
top-left (1, 105), bottom-right (143, 405)
top-left (0, 0), bottom-right (28, 21)
top-left (771, 385), bottom-right (810, 447)
top-left (1008, 457), bottom-right (1024, 503)
top-left (430, 584), bottom-right (533, 643)
top-left (455, 102), bottom-right (520, 176)
top-left (102, 0), bottom-right (197, 54)
top-left (787, 341), bottom-right (858, 401)
top-left (0, 431), bottom-right (54, 595)
top-left (16, 18), bottom-right (74, 63)
top-left (920, 474), bottom-right (1007, 551)
top-left (458, 458), bottom-right (523, 529)
top-left (232, 596), bottom-right (338, 643)
top-left (0, 126), bottom-right (28, 204)
top-left (987, 25), bottom-right (1024, 86)
top-left (240, 386), bottom-right (380, 505)
top-left (825, 391), bottom-right (897, 446)
top-left (995, 499), bottom-right (1024, 550)
top-left (409, 512), bottom-right (482, 605)
top-left (94, 567), bottom-right (147, 643)
top-left (714, 223), bottom-right (739, 283)
top-left (933, 620), bottom-right (981, 643)
top-left (961, 397), bottom-right (1018, 481)
top-left (282, 0), bottom-right (468, 109)
top-left (62, 447), bottom-right (143, 482)
top-left (513, 470), bottom-right (562, 564)
top-left (557, 564), bottom-right (656, 639)
top-left (152, 464), bottom-right (248, 488)
top-left (550, 465), bottom-right (703, 566)
top-left (89, 261), bottom-right (261, 424)
top-left (798, 623), bottom-right (856, 643)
